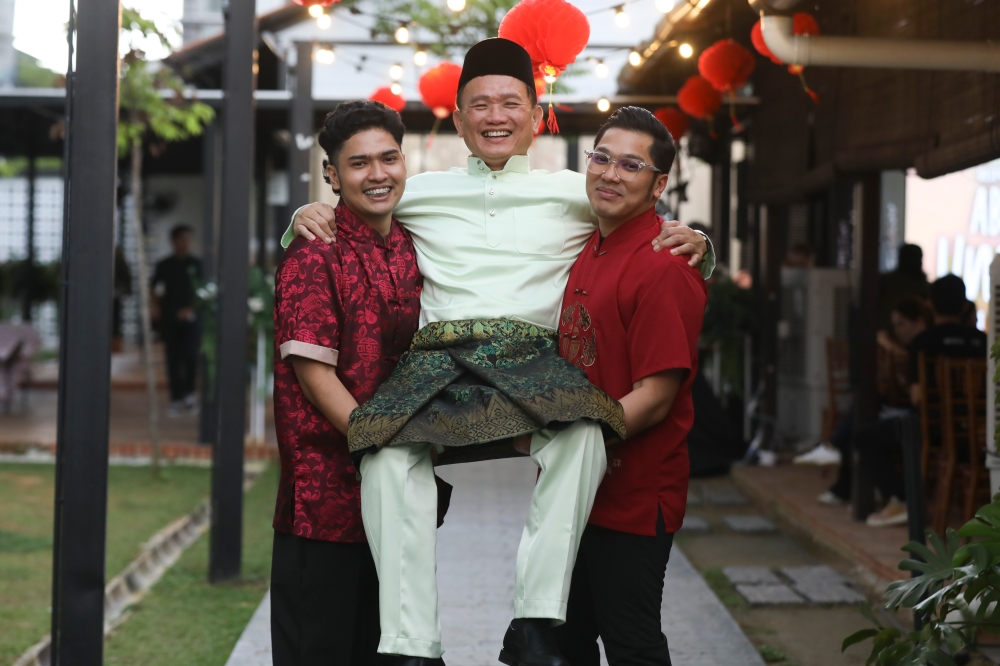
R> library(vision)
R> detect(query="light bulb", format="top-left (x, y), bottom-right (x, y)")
top-left (614, 7), bottom-right (630, 28)
top-left (679, 43), bottom-right (694, 58)
top-left (543, 74), bottom-right (557, 84)
top-left (316, 13), bottom-right (331, 29)
top-left (655, 0), bottom-right (676, 12)
top-left (413, 50), bottom-right (428, 66)
top-left (594, 60), bottom-right (609, 78)
top-left (628, 50), bottom-right (642, 67)
top-left (597, 98), bottom-right (611, 112)
top-left (390, 82), bottom-right (402, 95)
top-left (314, 48), bottom-right (335, 64)
top-left (308, 4), bottom-right (324, 18)
top-left (389, 63), bottom-right (404, 80)
top-left (395, 25), bottom-right (410, 44)
top-left (447, 0), bottom-right (466, 10)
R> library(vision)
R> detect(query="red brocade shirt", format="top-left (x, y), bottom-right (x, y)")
top-left (272, 202), bottom-right (421, 542)
top-left (559, 208), bottom-right (707, 536)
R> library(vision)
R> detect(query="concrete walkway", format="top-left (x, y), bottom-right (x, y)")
top-left (226, 457), bottom-right (764, 666)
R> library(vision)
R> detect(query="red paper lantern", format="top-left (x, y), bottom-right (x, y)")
top-left (654, 107), bottom-right (690, 140)
top-left (370, 86), bottom-right (406, 113)
top-left (498, 0), bottom-right (590, 80)
top-left (677, 75), bottom-right (722, 120)
top-left (418, 62), bottom-right (463, 119)
top-left (751, 20), bottom-right (782, 64)
top-left (698, 39), bottom-right (756, 93)
top-left (786, 14), bottom-right (819, 74)
top-left (292, 0), bottom-right (339, 6)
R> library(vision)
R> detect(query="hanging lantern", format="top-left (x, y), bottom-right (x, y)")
top-left (677, 75), bottom-right (722, 121)
top-left (418, 62), bottom-right (462, 119)
top-left (498, 0), bottom-right (590, 134)
top-left (698, 39), bottom-right (755, 132)
top-left (750, 14), bottom-right (820, 104)
top-left (418, 62), bottom-right (462, 146)
top-left (370, 86), bottom-right (406, 113)
top-left (292, 0), bottom-right (339, 6)
top-left (654, 107), bottom-right (690, 141)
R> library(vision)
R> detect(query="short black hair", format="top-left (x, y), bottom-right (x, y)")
top-left (929, 274), bottom-right (967, 317)
top-left (317, 100), bottom-right (406, 195)
top-left (457, 79), bottom-right (537, 110)
top-left (897, 243), bottom-right (924, 278)
top-left (593, 106), bottom-right (677, 175)
top-left (170, 224), bottom-right (193, 240)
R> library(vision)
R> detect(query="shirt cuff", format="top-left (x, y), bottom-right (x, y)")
top-left (695, 231), bottom-right (716, 280)
top-left (280, 205), bottom-right (309, 249)
top-left (280, 339), bottom-right (339, 366)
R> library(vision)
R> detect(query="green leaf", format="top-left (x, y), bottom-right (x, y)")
top-left (860, 601), bottom-right (884, 628)
top-left (843, 628), bottom-right (880, 652)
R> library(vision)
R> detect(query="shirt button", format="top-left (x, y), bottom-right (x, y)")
top-left (492, 174), bottom-right (497, 179)
top-left (489, 210), bottom-right (496, 216)
top-left (489, 189), bottom-right (494, 195)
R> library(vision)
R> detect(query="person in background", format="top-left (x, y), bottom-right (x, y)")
top-left (863, 275), bottom-right (986, 527)
top-left (150, 224), bottom-right (202, 417)
top-left (877, 243), bottom-right (930, 335)
top-left (808, 296), bottom-right (933, 504)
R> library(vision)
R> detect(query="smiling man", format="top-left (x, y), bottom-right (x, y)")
top-left (555, 107), bottom-right (707, 665)
top-left (281, 39), bottom-right (715, 666)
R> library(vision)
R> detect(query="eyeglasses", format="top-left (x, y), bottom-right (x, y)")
top-left (584, 150), bottom-right (661, 180)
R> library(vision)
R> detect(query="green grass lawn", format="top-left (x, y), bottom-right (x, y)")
top-left (103, 463), bottom-right (277, 665)
top-left (0, 463), bottom-right (214, 664)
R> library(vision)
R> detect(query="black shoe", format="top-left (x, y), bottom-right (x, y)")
top-left (497, 619), bottom-right (568, 666)
top-left (389, 657), bottom-right (445, 666)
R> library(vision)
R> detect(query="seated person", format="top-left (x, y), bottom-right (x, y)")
top-left (862, 274), bottom-right (986, 527)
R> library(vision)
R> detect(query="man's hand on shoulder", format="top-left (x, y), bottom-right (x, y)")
top-left (294, 203), bottom-right (338, 244)
top-left (651, 220), bottom-right (707, 268)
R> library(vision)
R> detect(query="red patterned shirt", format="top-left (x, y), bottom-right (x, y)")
top-left (272, 202), bottom-right (421, 542)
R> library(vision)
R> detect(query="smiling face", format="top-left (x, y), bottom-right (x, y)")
top-left (452, 75), bottom-right (544, 171)
top-left (586, 127), bottom-right (670, 230)
top-left (326, 128), bottom-right (407, 233)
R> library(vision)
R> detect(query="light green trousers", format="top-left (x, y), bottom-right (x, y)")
top-left (359, 420), bottom-right (607, 658)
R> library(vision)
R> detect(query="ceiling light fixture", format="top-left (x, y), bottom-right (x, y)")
top-left (628, 50), bottom-right (643, 67)
top-left (447, 0), bottom-right (467, 11)
top-left (316, 13), bottom-right (331, 29)
top-left (308, 5), bottom-right (324, 18)
top-left (314, 47), bottom-right (335, 64)
top-left (655, 0), bottom-right (676, 12)
top-left (597, 98), bottom-right (611, 112)
top-left (413, 49), bottom-right (428, 66)
top-left (678, 42), bottom-right (694, 58)
top-left (389, 63), bottom-right (404, 80)
top-left (395, 24), bottom-right (410, 44)
top-left (594, 60), bottom-right (609, 78)
top-left (390, 82), bottom-right (402, 95)
top-left (614, 5), bottom-right (630, 28)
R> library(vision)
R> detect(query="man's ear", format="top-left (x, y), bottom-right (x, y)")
top-left (326, 163), bottom-right (341, 193)
top-left (652, 173), bottom-right (669, 200)
top-left (452, 107), bottom-right (464, 138)
top-left (531, 103), bottom-right (544, 130)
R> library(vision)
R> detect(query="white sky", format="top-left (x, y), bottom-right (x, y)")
top-left (13, 0), bottom-right (672, 100)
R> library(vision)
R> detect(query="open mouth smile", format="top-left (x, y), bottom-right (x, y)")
top-left (481, 130), bottom-right (512, 138)
top-left (364, 186), bottom-right (392, 199)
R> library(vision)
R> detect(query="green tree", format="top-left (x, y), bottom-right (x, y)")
top-left (118, 7), bottom-right (214, 475)
top-left (370, 0), bottom-right (517, 57)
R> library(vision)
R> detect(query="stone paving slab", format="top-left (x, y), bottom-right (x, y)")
top-left (723, 515), bottom-right (777, 533)
top-left (780, 565), bottom-right (847, 586)
top-left (702, 485), bottom-right (750, 506)
top-left (679, 515), bottom-right (710, 533)
top-left (780, 565), bottom-right (864, 604)
top-left (735, 583), bottom-right (805, 606)
top-left (226, 459), bottom-right (765, 666)
top-left (722, 566), bottom-right (781, 586)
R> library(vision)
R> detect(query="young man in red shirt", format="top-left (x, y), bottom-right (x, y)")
top-left (271, 100), bottom-right (429, 665)
top-left (554, 107), bottom-right (707, 665)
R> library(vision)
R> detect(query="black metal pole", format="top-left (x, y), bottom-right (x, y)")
top-left (851, 174), bottom-right (880, 521)
top-left (288, 40), bottom-right (313, 213)
top-left (199, 121), bottom-right (220, 445)
top-left (50, 0), bottom-right (121, 664)
top-left (22, 116), bottom-right (37, 322)
top-left (209, 0), bottom-right (257, 583)
top-left (565, 136), bottom-right (579, 173)
top-left (711, 142), bottom-right (732, 266)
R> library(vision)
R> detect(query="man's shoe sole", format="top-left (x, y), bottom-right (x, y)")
top-left (498, 648), bottom-right (518, 666)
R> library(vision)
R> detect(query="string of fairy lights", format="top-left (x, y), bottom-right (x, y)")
top-left (305, 0), bottom-right (701, 82)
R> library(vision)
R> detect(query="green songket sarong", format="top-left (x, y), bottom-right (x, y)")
top-left (347, 318), bottom-right (626, 465)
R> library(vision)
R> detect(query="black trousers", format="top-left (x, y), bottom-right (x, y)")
top-left (271, 532), bottom-right (386, 666)
top-left (162, 320), bottom-right (199, 402)
top-left (554, 516), bottom-right (675, 666)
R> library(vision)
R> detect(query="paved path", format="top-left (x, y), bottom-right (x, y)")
top-left (226, 458), bottom-right (764, 666)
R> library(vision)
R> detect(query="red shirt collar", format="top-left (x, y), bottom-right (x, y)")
top-left (596, 207), bottom-right (660, 253)
top-left (335, 200), bottom-right (406, 249)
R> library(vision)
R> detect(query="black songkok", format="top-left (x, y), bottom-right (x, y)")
top-left (458, 38), bottom-right (536, 94)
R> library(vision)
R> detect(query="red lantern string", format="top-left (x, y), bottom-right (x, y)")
top-left (498, 0), bottom-right (589, 134)
top-left (418, 62), bottom-right (462, 147)
top-left (698, 38), bottom-right (755, 132)
top-left (653, 107), bottom-right (690, 141)
top-left (677, 75), bottom-right (722, 138)
top-left (370, 86), bottom-right (406, 113)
